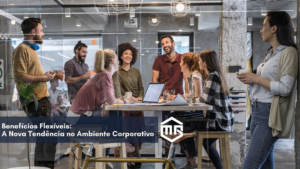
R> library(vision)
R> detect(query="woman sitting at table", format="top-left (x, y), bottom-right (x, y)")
top-left (68, 49), bottom-right (134, 168)
top-left (174, 50), bottom-right (234, 169)
top-left (112, 42), bottom-right (145, 169)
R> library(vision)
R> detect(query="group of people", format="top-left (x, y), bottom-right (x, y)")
top-left (12, 10), bottom-right (298, 169)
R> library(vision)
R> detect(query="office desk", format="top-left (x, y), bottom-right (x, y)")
top-left (106, 104), bottom-right (213, 169)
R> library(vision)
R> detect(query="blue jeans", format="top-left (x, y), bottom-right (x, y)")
top-left (243, 101), bottom-right (279, 169)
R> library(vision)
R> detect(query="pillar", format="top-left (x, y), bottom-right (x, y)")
top-left (219, 0), bottom-right (247, 168)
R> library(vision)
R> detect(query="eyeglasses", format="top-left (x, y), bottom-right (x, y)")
top-left (168, 64), bottom-right (173, 75)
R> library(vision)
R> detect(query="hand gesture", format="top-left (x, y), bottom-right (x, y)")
top-left (83, 72), bottom-right (91, 79)
top-left (100, 102), bottom-right (109, 117)
top-left (44, 71), bottom-right (56, 82)
top-left (237, 73), bottom-right (257, 85)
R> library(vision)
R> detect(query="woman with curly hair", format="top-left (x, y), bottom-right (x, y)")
top-left (112, 42), bottom-right (145, 169)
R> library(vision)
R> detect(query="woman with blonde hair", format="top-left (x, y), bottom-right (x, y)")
top-left (68, 49), bottom-right (134, 168)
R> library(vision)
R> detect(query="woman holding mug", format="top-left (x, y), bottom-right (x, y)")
top-left (238, 11), bottom-right (298, 169)
top-left (112, 42), bottom-right (145, 169)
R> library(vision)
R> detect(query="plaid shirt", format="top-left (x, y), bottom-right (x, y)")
top-left (200, 71), bottom-right (234, 132)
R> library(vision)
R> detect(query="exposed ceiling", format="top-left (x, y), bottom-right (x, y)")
top-left (0, 0), bottom-right (297, 33)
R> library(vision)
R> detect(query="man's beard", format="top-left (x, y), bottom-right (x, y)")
top-left (33, 35), bottom-right (43, 44)
top-left (78, 53), bottom-right (86, 63)
top-left (164, 45), bottom-right (174, 54)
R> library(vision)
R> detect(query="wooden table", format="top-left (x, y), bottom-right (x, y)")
top-left (106, 104), bottom-right (213, 169)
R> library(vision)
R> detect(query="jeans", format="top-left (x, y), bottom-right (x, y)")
top-left (179, 121), bottom-right (223, 169)
top-left (243, 101), bottom-right (279, 169)
top-left (25, 97), bottom-right (57, 169)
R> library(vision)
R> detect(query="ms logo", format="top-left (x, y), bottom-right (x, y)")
top-left (160, 117), bottom-right (183, 143)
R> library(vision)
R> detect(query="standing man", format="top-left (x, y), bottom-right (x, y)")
top-left (152, 34), bottom-right (188, 97)
top-left (12, 18), bottom-right (57, 169)
top-left (64, 41), bottom-right (90, 103)
top-left (152, 35), bottom-right (188, 165)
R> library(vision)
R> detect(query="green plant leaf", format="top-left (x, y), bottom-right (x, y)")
top-left (229, 87), bottom-right (233, 91)
top-left (20, 84), bottom-right (33, 99)
top-left (19, 95), bottom-right (30, 106)
top-left (8, 77), bottom-right (23, 84)
top-left (31, 83), bottom-right (41, 88)
top-left (32, 95), bottom-right (39, 111)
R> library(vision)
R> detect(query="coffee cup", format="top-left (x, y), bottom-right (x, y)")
top-left (239, 69), bottom-right (249, 73)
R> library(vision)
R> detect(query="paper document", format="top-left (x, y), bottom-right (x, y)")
top-left (161, 94), bottom-right (188, 106)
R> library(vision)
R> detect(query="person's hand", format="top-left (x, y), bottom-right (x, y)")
top-left (136, 97), bottom-right (143, 101)
top-left (100, 102), bottom-right (109, 117)
top-left (83, 72), bottom-right (91, 80)
top-left (44, 71), bottom-right (55, 82)
top-left (126, 97), bottom-right (135, 104)
top-left (169, 95), bottom-right (177, 101)
top-left (54, 71), bottom-right (65, 81)
top-left (237, 73), bottom-right (258, 85)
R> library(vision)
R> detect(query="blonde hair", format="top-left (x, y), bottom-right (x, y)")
top-left (94, 49), bottom-right (116, 73)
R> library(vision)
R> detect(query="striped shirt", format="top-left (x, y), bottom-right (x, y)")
top-left (200, 71), bottom-right (234, 132)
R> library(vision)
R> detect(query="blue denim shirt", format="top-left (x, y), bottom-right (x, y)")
top-left (250, 45), bottom-right (295, 103)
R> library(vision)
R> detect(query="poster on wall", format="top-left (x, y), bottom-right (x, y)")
top-left (0, 59), bottom-right (3, 89)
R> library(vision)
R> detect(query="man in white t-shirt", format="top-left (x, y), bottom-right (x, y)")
top-left (48, 79), bottom-right (61, 105)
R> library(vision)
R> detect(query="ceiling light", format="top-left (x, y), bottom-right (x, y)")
top-left (48, 38), bottom-right (52, 40)
top-left (176, 1), bottom-right (185, 12)
top-left (261, 6), bottom-right (267, 16)
top-left (24, 14), bottom-right (29, 19)
top-left (248, 17), bottom-right (253, 26)
top-left (155, 41), bottom-right (159, 44)
top-left (38, 55), bottom-right (55, 61)
top-left (152, 18), bottom-right (157, 23)
top-left (65, 8), bottom-right (71, 18)
top-left (179, 29), bottom-right (183, 32)
top-left (11, 20), bottom-right (16, 25)
top-left (147, 50), bottom-right (149, 52)
top-left (54, 42), bottom-right (57, 45)
top-left (58, 53), bottom-right (71, 59)
top-left (109, 0), bottom-right (114, 1)
top-left (133, 39), bottom-right (137, 42)
top-left (137, 29), bottom-right (141, 32)
top-left (141, 54), bottom-right (144, 55)
top-left (76, 19), bottom-right (81, 27)
top-left (190, 17), bottom-right (194, 26)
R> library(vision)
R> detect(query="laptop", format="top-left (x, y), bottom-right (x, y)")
top-left (142, 83), bottom-right (165, 103)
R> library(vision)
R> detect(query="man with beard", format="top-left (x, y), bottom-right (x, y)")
top-left (12, 18), bottom-right (57, 169)
top-left (152, 35), bottom-right (188, 167)
top-left (152, 34), bottom-right (188, 96)
top-left (64, 41), bottom-right (90, 103)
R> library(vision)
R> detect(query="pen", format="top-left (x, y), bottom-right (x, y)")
top-left (172, 89), bottom-right (176, 95)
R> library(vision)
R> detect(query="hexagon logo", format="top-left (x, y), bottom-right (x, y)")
top-left (160, 117), bottom-right (183, 143)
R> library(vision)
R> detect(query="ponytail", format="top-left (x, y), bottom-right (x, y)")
top-left (94, 49), bottom-right (116, 73)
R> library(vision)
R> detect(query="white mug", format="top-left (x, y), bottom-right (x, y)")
top-left (239, 69), bottom-right (249, 73)
top-left (125, 92), bottom-right (132, 99)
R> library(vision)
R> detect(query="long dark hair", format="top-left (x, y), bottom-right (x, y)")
top-left (199, 50), bottom-right (230, 96)
top-left (265, 11), bottom-right (297, 54)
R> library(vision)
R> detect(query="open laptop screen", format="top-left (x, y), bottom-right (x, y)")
top-left (143, 83), bottom-right (165, 103)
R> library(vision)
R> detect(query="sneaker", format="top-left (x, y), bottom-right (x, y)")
top-left (180, 159), bottom-right (190, 169)
top-left (126, 143), bottom-right (136, 153)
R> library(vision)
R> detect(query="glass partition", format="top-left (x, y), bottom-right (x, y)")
top-left (0, 0), bottom-right (298, 168)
